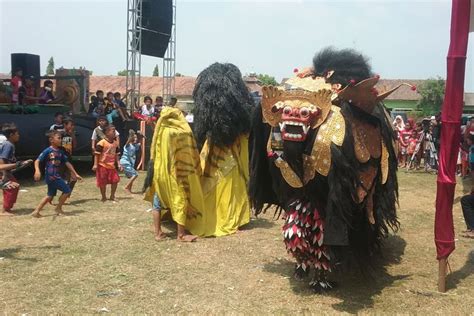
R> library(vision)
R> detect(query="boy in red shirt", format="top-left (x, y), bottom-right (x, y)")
top-left (93, 125), bottom-right (123, 202)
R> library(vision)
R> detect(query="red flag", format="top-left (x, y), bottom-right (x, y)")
top-left (434, 0), bottom-right (471, 260)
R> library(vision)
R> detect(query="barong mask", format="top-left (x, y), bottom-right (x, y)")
top-left (261, 76), bottom-right (345, 188)
top-left (261, 77), bottom-right (333, 143)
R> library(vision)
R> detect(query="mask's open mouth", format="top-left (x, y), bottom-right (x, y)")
top-left (279, 121), bottom-right (310, 142)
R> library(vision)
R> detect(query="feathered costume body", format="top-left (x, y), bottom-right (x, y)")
top-left (145, 63), bottom-right (253, 237)
top-left (249, 48), bottom-right (399, 291)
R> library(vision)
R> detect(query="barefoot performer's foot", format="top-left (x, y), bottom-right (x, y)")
top-left (177, 234), bottom-right (198, 242)
top-left (154, 233), bottom-right (169, 241)
top-left (1, 210), bottom-right (15, 216)
top-left (31, 211), bottom-right (42, 218)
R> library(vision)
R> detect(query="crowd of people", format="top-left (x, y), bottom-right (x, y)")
top-left (392, 113), bottom-right (474, 238)
top-left (0, 68), bottom-right (57, 105)
top-left (393, 114), bottom-right (441, 171)
top-left (0, 92), bottom-right (201, 242)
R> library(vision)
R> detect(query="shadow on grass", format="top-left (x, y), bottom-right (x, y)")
top-left (447, 250), bottom-right (474, 290)
top-left (11, 208), bottom-right (33, 216)
top-left (241, 218), bottom-right (278, 231)
top-left (68, 198), bottom-right (99, 205)
top-left (0, 245), bottom-right (61, 262)
top-left (263, 235), bottom-right (408, 312)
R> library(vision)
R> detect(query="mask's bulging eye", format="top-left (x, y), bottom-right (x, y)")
top-left (300, 107), bottom-right (310, 118)
top-left (283, 106), bottom-right (292, 115)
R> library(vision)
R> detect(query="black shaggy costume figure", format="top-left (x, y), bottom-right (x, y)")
top-left (192, 62), bottom-right (253, 148)
top-left (248, 47), bottom-right (399, 292)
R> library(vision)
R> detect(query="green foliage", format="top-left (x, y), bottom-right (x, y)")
top-left (117, 70), bottom-right (128, 76)
top-left (416, 77), bottom-right (445, 115)
top-left (46, 57), bottom-right (55, 75)
top-left (175, 72), bottom-right (183, 77)
top-left (153, 65), bottom-right (159, 77)
top-left (257, 74), bottom-right (278, 86)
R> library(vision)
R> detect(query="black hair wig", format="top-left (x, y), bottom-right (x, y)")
top-left (313, 47), bottom-right (373, 87)
top-left (192, 62), bottom-right (253, 147)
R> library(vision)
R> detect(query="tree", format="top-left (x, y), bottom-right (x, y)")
top-left (175, 72), bottom-right (183, 77)
top-left (153, 65), bottom-right (159, 77)
top-left (416, 77), bottom-right (446, 115)
top-left (46, 57), bottom-right (55, 75)
top-left (257, 73), bottom-right (278, 86)
top-left (117, 70), bottom-right (128, 76)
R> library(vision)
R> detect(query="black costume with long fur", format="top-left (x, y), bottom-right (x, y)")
top-left (249, 47), bottom-right (399, 291)
top-left (192, 62), bottom-right (253, 148)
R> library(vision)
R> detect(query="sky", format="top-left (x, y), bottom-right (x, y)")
top-left (0, 0), bottom-right (473, 91)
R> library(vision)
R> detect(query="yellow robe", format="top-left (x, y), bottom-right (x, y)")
top-left (145, 107), bottom-right (206, 229)
top-left (146, 107), bottom-right (250, 237)
top-left (199, 135), bottom-right (251, 236)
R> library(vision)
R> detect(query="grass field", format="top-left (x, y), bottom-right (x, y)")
top-left (1, 168), bottom-right (473, 314)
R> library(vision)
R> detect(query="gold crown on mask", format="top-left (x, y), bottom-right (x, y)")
top-left (261, 76), bottom-right (335, 130)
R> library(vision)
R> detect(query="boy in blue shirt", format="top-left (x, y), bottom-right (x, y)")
top-left (32, 131), bottom-right (82, 217)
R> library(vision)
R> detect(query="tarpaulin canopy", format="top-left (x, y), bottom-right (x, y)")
top-left (434, 0), bottom-right (471, 260)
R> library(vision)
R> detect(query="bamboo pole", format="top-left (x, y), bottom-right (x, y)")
top-left (438, 258), bottom-right (447, 292)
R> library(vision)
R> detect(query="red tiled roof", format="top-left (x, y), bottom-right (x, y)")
top-left (89, 75), bottom-right (263, 97)
top-left (89, 75), bottom-right (196, 97)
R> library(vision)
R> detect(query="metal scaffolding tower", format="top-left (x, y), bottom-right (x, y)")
top-left (162, 0), bottom-right (176, 103)
top-left (126, 0), bottom-right (142, 112)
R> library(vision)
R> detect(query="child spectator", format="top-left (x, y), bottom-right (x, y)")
top-left (0, 123), bottom-right (21, 215)
top-left (141, 96), bottom-right (154, 116)
top-left (113, 92), bottom-right (130, 121)
top-left (32, 131), bottom-right (82, 217)
top-left (88, 90), bottom-right (105, 118)
top-left (11, 68), bottom-right (23, 104)
top-left (60, 117), bottom-right (77, 197)
top-left (407, 129), bottom-right (418, 169)
top-left (39, 80), bottom-right (55, 104)
top-left (50, 112), bottom-right (65, 132)
top-left (120, 130), bottom-right (141, 194)
top-left (93, 125), bottom-right (122, 202)
top-left (104, 92), bottom-right (116, 123)
top-left (18, 75), bottom-right (39, 105)
top-left (91, 116), bottom-right (120, 154)
top-left (398, 121), bottom-right (412, 168)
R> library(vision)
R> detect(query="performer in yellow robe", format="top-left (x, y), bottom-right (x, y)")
top-left (146, 63), bottom-right (253, 238)
top-left (145, 106), bottom-right (207, 240)
top-left (192, 62), bottom-right (253, 236)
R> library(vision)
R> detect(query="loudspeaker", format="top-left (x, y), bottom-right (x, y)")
top-left (11, 53), bottom-right (41, 81)
top-left (141, 30), bottom-right (171, 58)
top-left (138, 0), bottom-right (173, 58)
top-left (142, 0), bottom-right (172, 34)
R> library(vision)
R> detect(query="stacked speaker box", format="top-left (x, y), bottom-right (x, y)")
top-left (139, 0), bottom-right (173, 58)
top-left (11, 53), bottom-right (41, 88)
